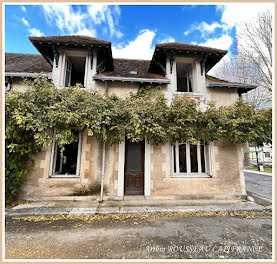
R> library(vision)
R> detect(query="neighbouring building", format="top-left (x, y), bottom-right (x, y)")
top-left (5, 35), bottom-right (258, 200)
top-left (248, 144), bottom-right (272, 167)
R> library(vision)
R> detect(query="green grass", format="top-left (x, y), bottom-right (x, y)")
top-left (247, 167), bottom-right (272, 173)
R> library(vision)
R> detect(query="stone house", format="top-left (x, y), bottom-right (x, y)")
top-left (5, 35), bottom-right (257, 200)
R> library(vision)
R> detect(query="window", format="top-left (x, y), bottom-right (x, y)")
top-left (264, 152), bottom-right (270, 158)
top-left (50, 130), bottom-right (82, 177)
top-left (173, 143), bottom-right (211, 176)
top-left (177, 63), bottom-right (193, 92)
top-left (64, 56), bottom-right (86, 88)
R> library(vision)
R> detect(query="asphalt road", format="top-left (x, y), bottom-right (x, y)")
top-left (5, 212), bottom-right (272, 259)
top-left (244, 171), bottom-right (272, 201)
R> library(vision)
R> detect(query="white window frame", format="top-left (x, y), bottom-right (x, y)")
top-left (62, 50), bottom-right (88, 89)
top-left (172, 142), bottom-right (212, 178)
top-left (176, 63), bottom-right (194, 92)
top-left (64, 57), bottom-right (72, 87)
top-left (49, 130), bottom-right (82, 178)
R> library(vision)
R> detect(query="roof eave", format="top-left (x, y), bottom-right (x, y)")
top-left (206, 82), bottom-right (258, 90)
top-left (5, 72), bottom-right (52, 79)
top-left (93, 75), bottom-right (170, 84)
top-left (149, 47), bottom-right (227, 73)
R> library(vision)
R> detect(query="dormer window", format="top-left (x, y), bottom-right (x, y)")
top-left (176, 63), bottom-right (193, 92)
top-left (64, 56), bottom-right (86, 88)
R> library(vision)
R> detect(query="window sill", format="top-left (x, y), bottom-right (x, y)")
top-left (172, 173), bottom-right (211, 178)
top-left (46, 176), bottom-right (81, 183)
top-left (50, 175), bottom-right (80, 178)
top-left (174, 92), bottom-right (203, 97)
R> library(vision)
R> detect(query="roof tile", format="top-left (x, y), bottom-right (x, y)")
top-left (5, 53), bottom-right (52, 73)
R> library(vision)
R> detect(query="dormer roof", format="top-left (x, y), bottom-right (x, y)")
top-left (29, 35), bottom-right (114, 71)
top-left (149, 42), bottom-right (227, 74)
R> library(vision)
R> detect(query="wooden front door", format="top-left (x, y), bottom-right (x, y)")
top-left (124, 140), bottom-right (145, 195)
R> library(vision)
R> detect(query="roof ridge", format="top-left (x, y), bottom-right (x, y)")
top-left (28, 35), bottom-right (111, 44)
top-left (5, 52), bottom-right (42, 56)
top-left (156, 42), bottom-right (227, 53)
top-left (113, 58), bottom-right (151, 62)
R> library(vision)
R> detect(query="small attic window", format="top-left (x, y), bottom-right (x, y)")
top-left (130, 71), bottom-right (137, 75)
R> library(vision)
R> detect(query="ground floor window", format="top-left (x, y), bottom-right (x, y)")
top-left (50, 131), bottom-right (82, 177)
top-left (173, 142), bottom-right (211, 176)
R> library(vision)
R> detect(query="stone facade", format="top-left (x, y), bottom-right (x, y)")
top-left (7, 36), bottom-right (250, 200)
top-left (16, 78), bottom-right (246, 199)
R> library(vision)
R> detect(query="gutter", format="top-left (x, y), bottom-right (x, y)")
top-left (5, 72), bottom-right (52, 79)
top-left (206, 82), bottom-right (257, 89)
top-left (93, 75), bottom-right (170, 84)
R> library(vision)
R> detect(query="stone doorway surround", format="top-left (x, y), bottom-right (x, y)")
top-left (117, 140), bottom-right (151, 197)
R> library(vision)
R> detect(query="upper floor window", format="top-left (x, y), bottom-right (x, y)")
top-left (64, 56), bottom-right (86, 88)
top-left (176, 63), bottom-right (193, 92)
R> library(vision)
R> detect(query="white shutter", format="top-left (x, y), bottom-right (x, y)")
top-left (207, 144), bottom-right (213, 176)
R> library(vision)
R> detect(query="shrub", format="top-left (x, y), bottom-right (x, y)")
top-left (70, 183), bottom-right (107, 196)
top-left (5, 78), bottom-right (272, 204)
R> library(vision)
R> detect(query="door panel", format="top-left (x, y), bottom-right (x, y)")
top-left (124, 140), bottom-right (144, 195)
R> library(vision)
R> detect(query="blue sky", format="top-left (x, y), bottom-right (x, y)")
top-left (4, 3), bottom-right (272, 62)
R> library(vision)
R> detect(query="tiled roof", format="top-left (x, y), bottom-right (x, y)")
top-left (96, 59), bottom-right (165, 79)
top-left (29, 35), bottom-right (114, 72)
top-left (206, 75), bottom-right (257, 90)
top-left (205, 75), bottom-right (230, 83)
top-left (149, 42), bottom-right (227, 74)
top-left (155, 42), bottom-right (228, 55)
top-left (4, 53), bottom-right (256, 90)
top-left (5, 53), bottom-right (52, 73)
top-left (29, 35), bottom-right (111, 46)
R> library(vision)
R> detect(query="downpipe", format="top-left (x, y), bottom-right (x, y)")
top-left (99, 81), bottom-right (108, 203)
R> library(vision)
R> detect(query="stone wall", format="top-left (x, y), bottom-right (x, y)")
top-left (19, 130), bottom-right (118, 199)
top-left (150, 140), bottom-right (246, 198)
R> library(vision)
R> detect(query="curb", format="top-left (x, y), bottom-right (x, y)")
top-left (244, 170), bottom-right (272, 176)
top-left (5, 204), bottom-right (271, 218)
top-left (246, 191), bottom-right (272, 207)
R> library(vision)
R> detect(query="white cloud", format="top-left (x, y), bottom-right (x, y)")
top-left (42, 5), bottom-right (87, 35)
top-left (76, 28), bottom-right (96, 37)
top-left (184, 21), bottom-right (230, 37)
top-left (21, 17), bottom-right (30, 27)
top-left (112, 29), bottom-right (156, 60)
top-left (159, 36), bottom-right (175, 43)
top-left (29, 28), bottom-right (44, 37)
top-left (21, 6), bottom-right (26, 12)
top-left (87, 4), bottom-right (107, 24)
top-left (87, 4), bottom-right (122, 38)
top-left (219, 3), bottom-right (273, 27)
top-left (41, 4), bottom-right (122, 39)
top-left (21, 15), bottom-right (44, 37)
top-left (196, 35), bottom-right (233, 50)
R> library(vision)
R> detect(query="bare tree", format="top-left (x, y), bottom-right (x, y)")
top-left (212, 10), bottom-right (272, 109)
top-left (237, 10), bottom-right (272, 92)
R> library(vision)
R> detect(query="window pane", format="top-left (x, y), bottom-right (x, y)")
top-left (126, 142), bottom-right (142, 171)
top-left (55, 141), bottom-right (78, 175)
top-left (179, 144), bottom-right (187, 173)
top-left (201, 145), bottom-right (206, 173)
top-left (177, 63), bottom-right (193, 92)
top-left (65, 70), bottom-right (70, 87)
top-left (173, 145), bottom-right (176, 173)
top-left (177, 77), bottom-right (188, 92)
top-left (188, 77), bottom-right (193, 92)
top-left (190, 144), bottom-right (198, 173)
